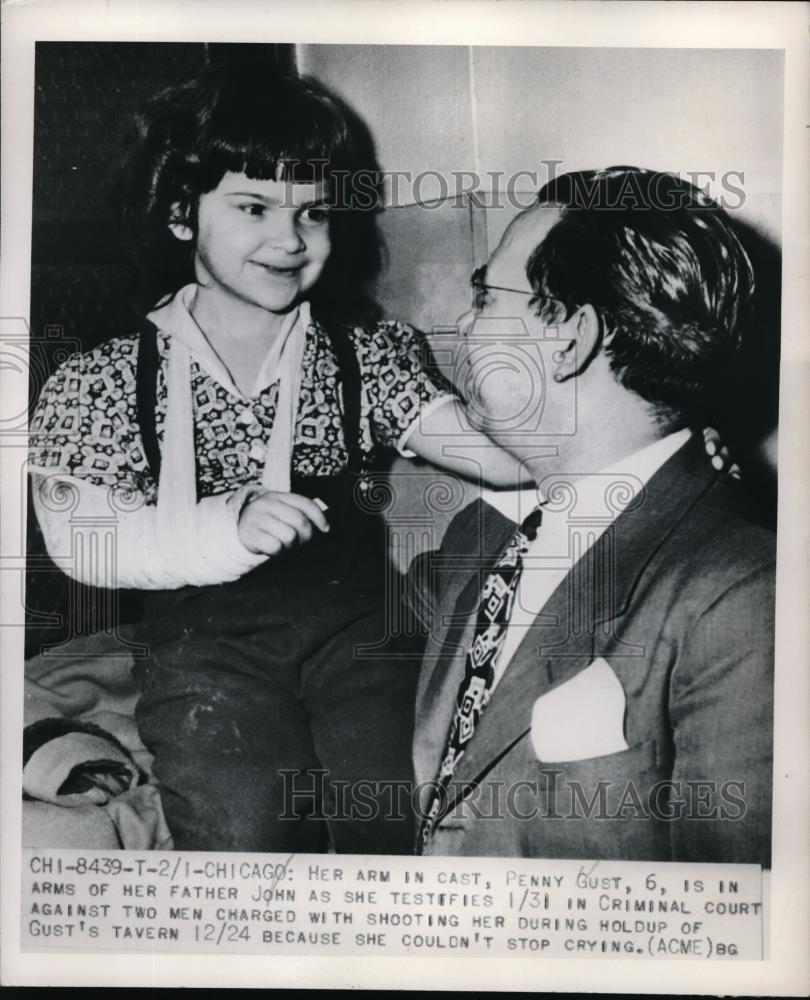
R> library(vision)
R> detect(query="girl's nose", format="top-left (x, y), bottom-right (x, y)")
top-left (266, 210), bottom-right (306, 254)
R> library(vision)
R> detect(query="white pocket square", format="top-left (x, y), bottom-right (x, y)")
top-left (531, 657), bottom-right (630, 762)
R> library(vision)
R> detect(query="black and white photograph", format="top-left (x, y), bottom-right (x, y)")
top-left (1, 0), bottom-right (808, 993)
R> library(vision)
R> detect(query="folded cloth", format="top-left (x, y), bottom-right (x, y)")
top-left (106, 784), bottom-right (174, 851)
top-left (24, 628), bottom-right (142, 727)
top-left (23, 718), bottom-right (144, 806)
top-left (23, 630), bottom-right (173, 850)
top-left (23, 786), bottom-right (173, 851)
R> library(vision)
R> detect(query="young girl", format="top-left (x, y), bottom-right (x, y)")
top-left (27, 62), bottom-right (523, 854)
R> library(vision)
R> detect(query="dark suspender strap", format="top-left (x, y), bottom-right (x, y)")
top-left (136, 318), bottom-right (162, 486)
top-left (320, 319), bottom-right (364, 475)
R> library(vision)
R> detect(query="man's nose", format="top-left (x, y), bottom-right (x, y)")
top-left (265, 210), bottom-right (306, 254)
top-left (457, 307), bottom-right (476, 338)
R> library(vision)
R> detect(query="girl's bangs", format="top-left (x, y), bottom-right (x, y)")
top-left (206, 97), bottom-right (352, 188)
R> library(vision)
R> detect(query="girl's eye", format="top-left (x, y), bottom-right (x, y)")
top-left (300, 206), bottom-right (331, 225)
top-left (239, 203), bottom-right (266, 217)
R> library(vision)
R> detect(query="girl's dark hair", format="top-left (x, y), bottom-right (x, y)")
top-left (113, 60), bottom-right (384, 324)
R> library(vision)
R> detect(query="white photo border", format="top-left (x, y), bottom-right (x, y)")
top-left (1, 0), bottom-right (808, 993)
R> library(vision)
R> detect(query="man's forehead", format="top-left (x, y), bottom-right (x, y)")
top-left (488, 204), bottom-right (563, 288)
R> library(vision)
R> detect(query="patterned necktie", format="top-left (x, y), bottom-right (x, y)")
top-left (419, 505), bottom-right (544, 848)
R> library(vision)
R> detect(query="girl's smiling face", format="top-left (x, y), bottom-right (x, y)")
top-left (186, 171), bottom-right (332, 316)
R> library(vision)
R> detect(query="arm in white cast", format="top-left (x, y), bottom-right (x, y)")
top-left (30, 473), bottom-right (268, 590)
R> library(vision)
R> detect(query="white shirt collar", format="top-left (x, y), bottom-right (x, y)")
top-left (482, 428), bottom-right (692, 526)
top-left (147, 284), bottom-right (310, 401)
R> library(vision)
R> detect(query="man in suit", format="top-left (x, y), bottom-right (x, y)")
top-left (408, 167), bottom-right (774, 864)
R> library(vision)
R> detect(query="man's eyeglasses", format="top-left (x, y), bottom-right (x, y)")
top-left (470, 266), bottom-right (564, 316)
top-left (470, 266), bottom-right (536, 311)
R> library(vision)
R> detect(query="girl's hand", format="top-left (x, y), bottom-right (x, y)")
top-left (237, 491), bottom-right (330, 556)
top-left (703, 427), bottom-right (741, 479)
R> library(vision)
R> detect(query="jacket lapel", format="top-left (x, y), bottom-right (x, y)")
top-left (443, 434), bottom-right (720, 795)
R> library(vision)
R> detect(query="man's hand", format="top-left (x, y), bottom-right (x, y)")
top-left (237, 491), bottom-right (330, 556)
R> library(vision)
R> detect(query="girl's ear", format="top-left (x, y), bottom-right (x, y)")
top-left (168, 202), bottom-right (193, 242)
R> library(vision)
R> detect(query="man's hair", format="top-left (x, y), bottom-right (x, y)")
top-left (113, 61), bottom-right (384, 323)
top-left (529, 167), bottom-right (755, 426)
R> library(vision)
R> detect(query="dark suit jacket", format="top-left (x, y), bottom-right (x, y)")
top-left (408, 435), bottom-right (775, 863)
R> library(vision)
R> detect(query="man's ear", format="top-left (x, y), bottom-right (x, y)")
top-left (553, 304), bottom-right (601, 382)
top-left (168, 202), bottom-right (194, 242)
